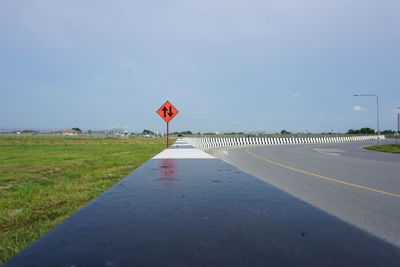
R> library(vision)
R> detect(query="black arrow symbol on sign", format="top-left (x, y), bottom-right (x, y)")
top-left (168, 106), bottom-right (174, 117)
top-left (162, 106), bottom-right (168, 117)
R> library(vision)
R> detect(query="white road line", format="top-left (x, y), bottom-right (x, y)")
top-left (313, 148), bottom-right (343, 156)
top-left (326, 153), bottom-right (341, 156)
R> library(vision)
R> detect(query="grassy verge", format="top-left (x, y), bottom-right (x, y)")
top-left (0, 136), bottom-right (172, 263)
top-left (0, 136), bottom-right (169, 145)
top-left (364, 144), bottom-right (400, 154)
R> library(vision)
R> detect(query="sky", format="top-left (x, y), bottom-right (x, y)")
top-left (1, 0), bottom-right (399, 133)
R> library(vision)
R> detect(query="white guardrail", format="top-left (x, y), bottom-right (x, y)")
top-left (187, 135), bottom-right (385, 149)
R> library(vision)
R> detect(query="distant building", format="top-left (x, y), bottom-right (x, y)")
top-left (57, 129), bottom-right (81, 136)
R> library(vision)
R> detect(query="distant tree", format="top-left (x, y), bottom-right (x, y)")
top-left (359, 127), bottom-right (375, 134)
top-left (87, 130), bottom-right (93, 134)
top-left (142, 129), bottom-right (154, 135)
top-left (181, 130), bottom-right (192, 135)
top-left (22, 129), bottom-right (37, 134)
top-left (224, 132), bottom-right (239, 135)
top-left (72, 127), bottom-right (82, 132)
top-left (381, 130), bottom-right (395, 135)
top-left (280, 130), bottom-right (291, 134)
top-left (348, 128), bottom-right (375, 134)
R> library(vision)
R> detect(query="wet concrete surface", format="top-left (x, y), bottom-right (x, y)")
top-left (4, 157), bottom-right (400, 266)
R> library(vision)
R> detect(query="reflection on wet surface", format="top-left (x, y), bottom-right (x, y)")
top-left (157, 159), bottom-right (177, 187)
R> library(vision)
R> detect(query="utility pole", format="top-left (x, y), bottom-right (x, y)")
top-left (397, 107), bottom-right (400, 145)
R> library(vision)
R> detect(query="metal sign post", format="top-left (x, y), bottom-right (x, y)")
top-left (167, 122), bottom-right (169, 148)
top-left (156, 101), bottom-right (179, 148)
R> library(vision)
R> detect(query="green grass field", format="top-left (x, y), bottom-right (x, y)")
top-left (364, 143), bottom-right (400, 154)
top-left (0, 136), bottom-right (170, 263)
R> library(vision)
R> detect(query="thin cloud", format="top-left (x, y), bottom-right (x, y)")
top-left (293, 93), bottom-right (300, 97)
top-left (352, 105), bottom-right (365, 112)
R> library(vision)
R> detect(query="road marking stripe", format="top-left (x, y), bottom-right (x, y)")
top-left (326, 153), bottom-right (340, 156)
top-left (245, 149), bottom-right (400, 199)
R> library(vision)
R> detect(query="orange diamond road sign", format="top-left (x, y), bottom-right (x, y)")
top-left (156, 101), bottom-right (179, 123)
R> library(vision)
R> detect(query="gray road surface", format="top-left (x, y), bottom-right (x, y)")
top-left (207, 140), bottom-right (400, 247)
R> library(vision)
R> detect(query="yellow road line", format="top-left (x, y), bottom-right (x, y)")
top-left (245, 149), bottom-right (400, 199)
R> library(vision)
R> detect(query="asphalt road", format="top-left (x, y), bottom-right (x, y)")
top-left (207, 140), bottom-right (400, 247)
